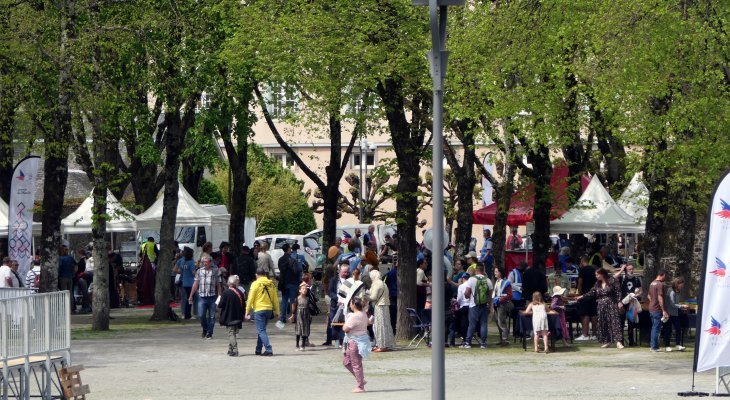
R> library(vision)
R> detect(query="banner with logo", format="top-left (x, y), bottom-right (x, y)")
top-left (8, 156), bottom-right (40, 280)
top-left (695, 170), bottom-right (730, 372)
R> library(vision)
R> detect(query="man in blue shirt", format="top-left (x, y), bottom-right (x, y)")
top-left (479, 228), bottom-right (494, 277)
top-left (58, 242), bottom-right (76, 310)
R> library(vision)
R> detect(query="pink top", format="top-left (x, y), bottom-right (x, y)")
top-left (343, 310), bottom-right (369, 336)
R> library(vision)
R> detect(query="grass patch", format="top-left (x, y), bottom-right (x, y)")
top-left (71, 312), bottom-right (189, 340)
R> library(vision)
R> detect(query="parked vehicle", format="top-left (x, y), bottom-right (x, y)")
top-left (254, 234), bottom-right (320, 278)
top-left (306, 223), bottom-right (397, 249)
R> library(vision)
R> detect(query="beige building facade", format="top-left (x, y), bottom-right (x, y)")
top-left (248, 114), bottom-right (491, 244)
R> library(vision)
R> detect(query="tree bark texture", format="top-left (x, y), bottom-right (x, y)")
top-left (642, 143), bottom-right (669, 282)
top-left (181, 155), bottom-right (204, 201)
top-left (40, 0), bottom-right (74, 293)
top-left (152, 103), bottom-right (196, 320)
top-left (528, 144), bottom-right (552, 271)
top-left (0, 89), bottom-right (15, 203)
top-left (449, 124), bottom-right (477, 263)
top-left (221, 124), bottom-right (250, 257)
top-left (676, 196), bottom-right (696, 298)
top-left (376, 78), bottom-right (428, 340)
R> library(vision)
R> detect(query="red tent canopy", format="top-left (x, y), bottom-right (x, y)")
top-left (473, 165), bottom-right (590, 226)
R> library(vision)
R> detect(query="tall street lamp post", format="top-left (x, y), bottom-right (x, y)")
top-left (413, 1), bottom-right (464, 399)
top-left (358, 138), bottom-right (369, 223)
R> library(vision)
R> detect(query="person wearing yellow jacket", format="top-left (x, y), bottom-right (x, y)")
top-left (246, 267), bottom-right (279, 356)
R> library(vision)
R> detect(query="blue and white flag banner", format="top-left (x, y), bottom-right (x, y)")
top-left (8, 156), bottom-right (40, 279)
top-left (695, 170), bottom-right (730, 372)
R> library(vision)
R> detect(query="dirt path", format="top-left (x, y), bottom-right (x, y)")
top-left (72, 311), bottom-right (717, 399)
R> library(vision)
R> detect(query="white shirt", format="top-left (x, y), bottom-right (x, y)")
top-left (466, 274), bottom-right (493, 308)
top-left (0, 265), bottom-right (14, 288)
top-left (456, 283), bottom-right (470, 308)
top-left (416, 268), bottom-right (427, 286)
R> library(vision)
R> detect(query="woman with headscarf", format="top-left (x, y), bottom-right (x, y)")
top-left (368, 270), bottom-right (395, 352)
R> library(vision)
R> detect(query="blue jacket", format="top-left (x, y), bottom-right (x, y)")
top-left (383, 268), bottom-right (398, 298)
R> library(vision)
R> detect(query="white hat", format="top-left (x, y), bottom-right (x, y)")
top-left (552, 286), bottom-right (567, 297)
top-left (338, 278), bottom-right (366, 309)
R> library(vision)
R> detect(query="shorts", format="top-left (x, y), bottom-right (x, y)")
top-left (577, 299), bottom-right (597, 317)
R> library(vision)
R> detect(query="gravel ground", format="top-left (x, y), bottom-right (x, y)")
top-left (71, 309), bottom-right (717, 399)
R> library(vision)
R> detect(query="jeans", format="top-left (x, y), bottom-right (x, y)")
top-left (663, 315), bottom-right (683, 347)
top-left (280, 284), bottom-right (299, 322)
top-left (254, 310), bottom-right (273, 353)
top-left (180, 286), bottom-right (193, 319)
top-left (650, 311), bottom-right (662, 350)
top-left (466, 305), bottom-right (489, 346)
top-left (198, 296), bottom-right (217, 336)
top-left (495, 301), bottom-right (514, 342)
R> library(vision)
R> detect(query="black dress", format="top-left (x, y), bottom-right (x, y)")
top-left (583, 278), bottom-right (622, 344)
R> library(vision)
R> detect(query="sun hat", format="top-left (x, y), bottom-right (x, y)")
top-left (552, 286), bottom-right (567, 297)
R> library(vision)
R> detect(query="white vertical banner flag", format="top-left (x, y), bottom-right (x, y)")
top-left (481, 153), bottom-right (495, 207)
top-left (8, 155), bottom-right (40, 279)
top-left (695, 170), bottom-right (730, 372)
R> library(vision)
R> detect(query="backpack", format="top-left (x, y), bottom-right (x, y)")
top-left (474, 276), bottom-right (491, 306)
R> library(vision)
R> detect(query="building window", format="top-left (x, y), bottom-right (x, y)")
top-left (272, 153), bottom-right (295, 169)
top-left (352, 152), bottom-right (375, 168)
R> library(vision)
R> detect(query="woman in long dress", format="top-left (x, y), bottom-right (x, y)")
top-left (368, 270), bottom-right (395, 352)
top-left (578, 268), bottom-right (624, 349)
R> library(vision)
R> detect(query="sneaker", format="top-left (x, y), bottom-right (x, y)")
top-left (255, 351), bottom-right (262, 355)
top-left (617, 342), bottom-right (624, 349)
top-left (461, 343), bottom-right (471, 349)
top-left (589, 336), bottom-right (597, 341)
top-left (575, 335), bottom-right (590, 341)
top-left (296, 346), bottom-right (301, 351)
top-left (665, 347), bottom-right (673, 352)
top-left (201, 332), bottom-right (206, 339)
top-left (650, 348), bottom-right (661, 353)
top-left (321, 342), bottom-right (332, 346)
top-left (261, 351), bottom-right (273, 356)
top-left (229, 351), bottom-right (238, 357)
top-left (676, 345), bottom-right (686, 351)
top-left (205, 334), bottom-right (212, 340)
top-left (300, 347), bottom-right (305, 352)
top-left (480, 344), bottom-right (486, 349)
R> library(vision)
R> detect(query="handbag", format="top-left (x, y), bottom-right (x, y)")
top-left (263, 286), bottom-right (277, 320)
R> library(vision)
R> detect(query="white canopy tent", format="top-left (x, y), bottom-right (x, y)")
top-left (617, 173), bottom-right (649, 224)
top-left (61, 190), bottom-right (137, 234)
top-left (547, 175), bottom-right (645, 234)
top-left (135, 185), bottom-right (228, 231)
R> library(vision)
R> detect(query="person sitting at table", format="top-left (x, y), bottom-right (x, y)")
top-left (524, 291), bottom-right (550, 353)
top-left (550, 286), bottom-right (571, 347)
top-left (576, 268), bottom-right (624, 349)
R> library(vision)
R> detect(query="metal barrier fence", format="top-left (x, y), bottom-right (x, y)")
top-left (0, 290), bottom-right (71, 400)
top-left (0, 289), bottom-right (37, 300)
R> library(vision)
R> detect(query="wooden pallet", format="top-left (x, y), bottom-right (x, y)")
top-left (59, 365), bottom-right (90, 399)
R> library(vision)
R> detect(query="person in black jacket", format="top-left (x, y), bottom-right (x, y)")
top-left (232, 245), bottom-right (257, 296)
top-left (522, 262), bottom-right (547, 301)
top-left (218, 275), bottom-right (245, 356)
top-left (278, 243), bottom-right (301, 323)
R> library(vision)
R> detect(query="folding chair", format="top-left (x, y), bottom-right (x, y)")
top-left (406, 308), bottom-right (431, 348)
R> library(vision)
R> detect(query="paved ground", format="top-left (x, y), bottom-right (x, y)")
top-left (71, 308), bottom-right (718, 399)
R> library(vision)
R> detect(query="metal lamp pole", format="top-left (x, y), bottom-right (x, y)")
top-left (359, 139), bottom-right (367, 223)
top-left (413, 1), bottom-right (464, 399)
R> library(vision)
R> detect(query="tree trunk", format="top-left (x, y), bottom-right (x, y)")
top-left (222, 124), bottom-right (250, 256)
top-left (152, 105), bottom-right (194, 320)
top-left (376, 78), bottom-right (427, 340)
top-left (528, 144), bottom-right (552, 271)
top-left (675, 195), bottom-right (696, 297)
top-left (0, 92), bottom-right (15, 203)
top-left (40, 0), bottom-right (75, 293)
top-left (642, 144), bottom-right (669, 282)
top-left (181, 155), bottom-right (204, 201)
top-left (452, 137), bottom-right (476, 262)
top-left (492, 158), bottom-right (515, 271)
top-left (91, 178), bottom-right (110, 330)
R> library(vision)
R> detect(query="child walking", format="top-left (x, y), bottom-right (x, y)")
top-left (525, 291), bottom-right (550, 353)
top-left (289, 282), bottom-right (312, 351)
top-left (342, 296), bottom-right (371, 393)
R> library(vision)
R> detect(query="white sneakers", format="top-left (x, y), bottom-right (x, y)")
top-left (617, 342), bottom-right (624, 349)
top-left (676, 345), bottom-right (686, 351)
top-left (666, 347), bottom-right (673, 352)
top-left (575, 335), bottom-right (590, 341)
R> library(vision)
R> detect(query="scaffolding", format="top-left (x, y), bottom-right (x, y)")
top-left (0, 288), bottom-right (71, 400)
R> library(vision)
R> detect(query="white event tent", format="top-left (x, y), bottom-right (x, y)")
top-left (61, 190), bottom-right (137, 234)
top-left (548, 175), bottom-right (645, 234)
top-left (617, 173), bottom-right (649, 224)
top-left (135, 185), bottom-right (229, 231)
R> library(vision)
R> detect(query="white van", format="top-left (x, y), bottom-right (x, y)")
top-left (254, 234), bottom-right (320, 278)
top-left (306, 224), bottom-right (396, 249)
